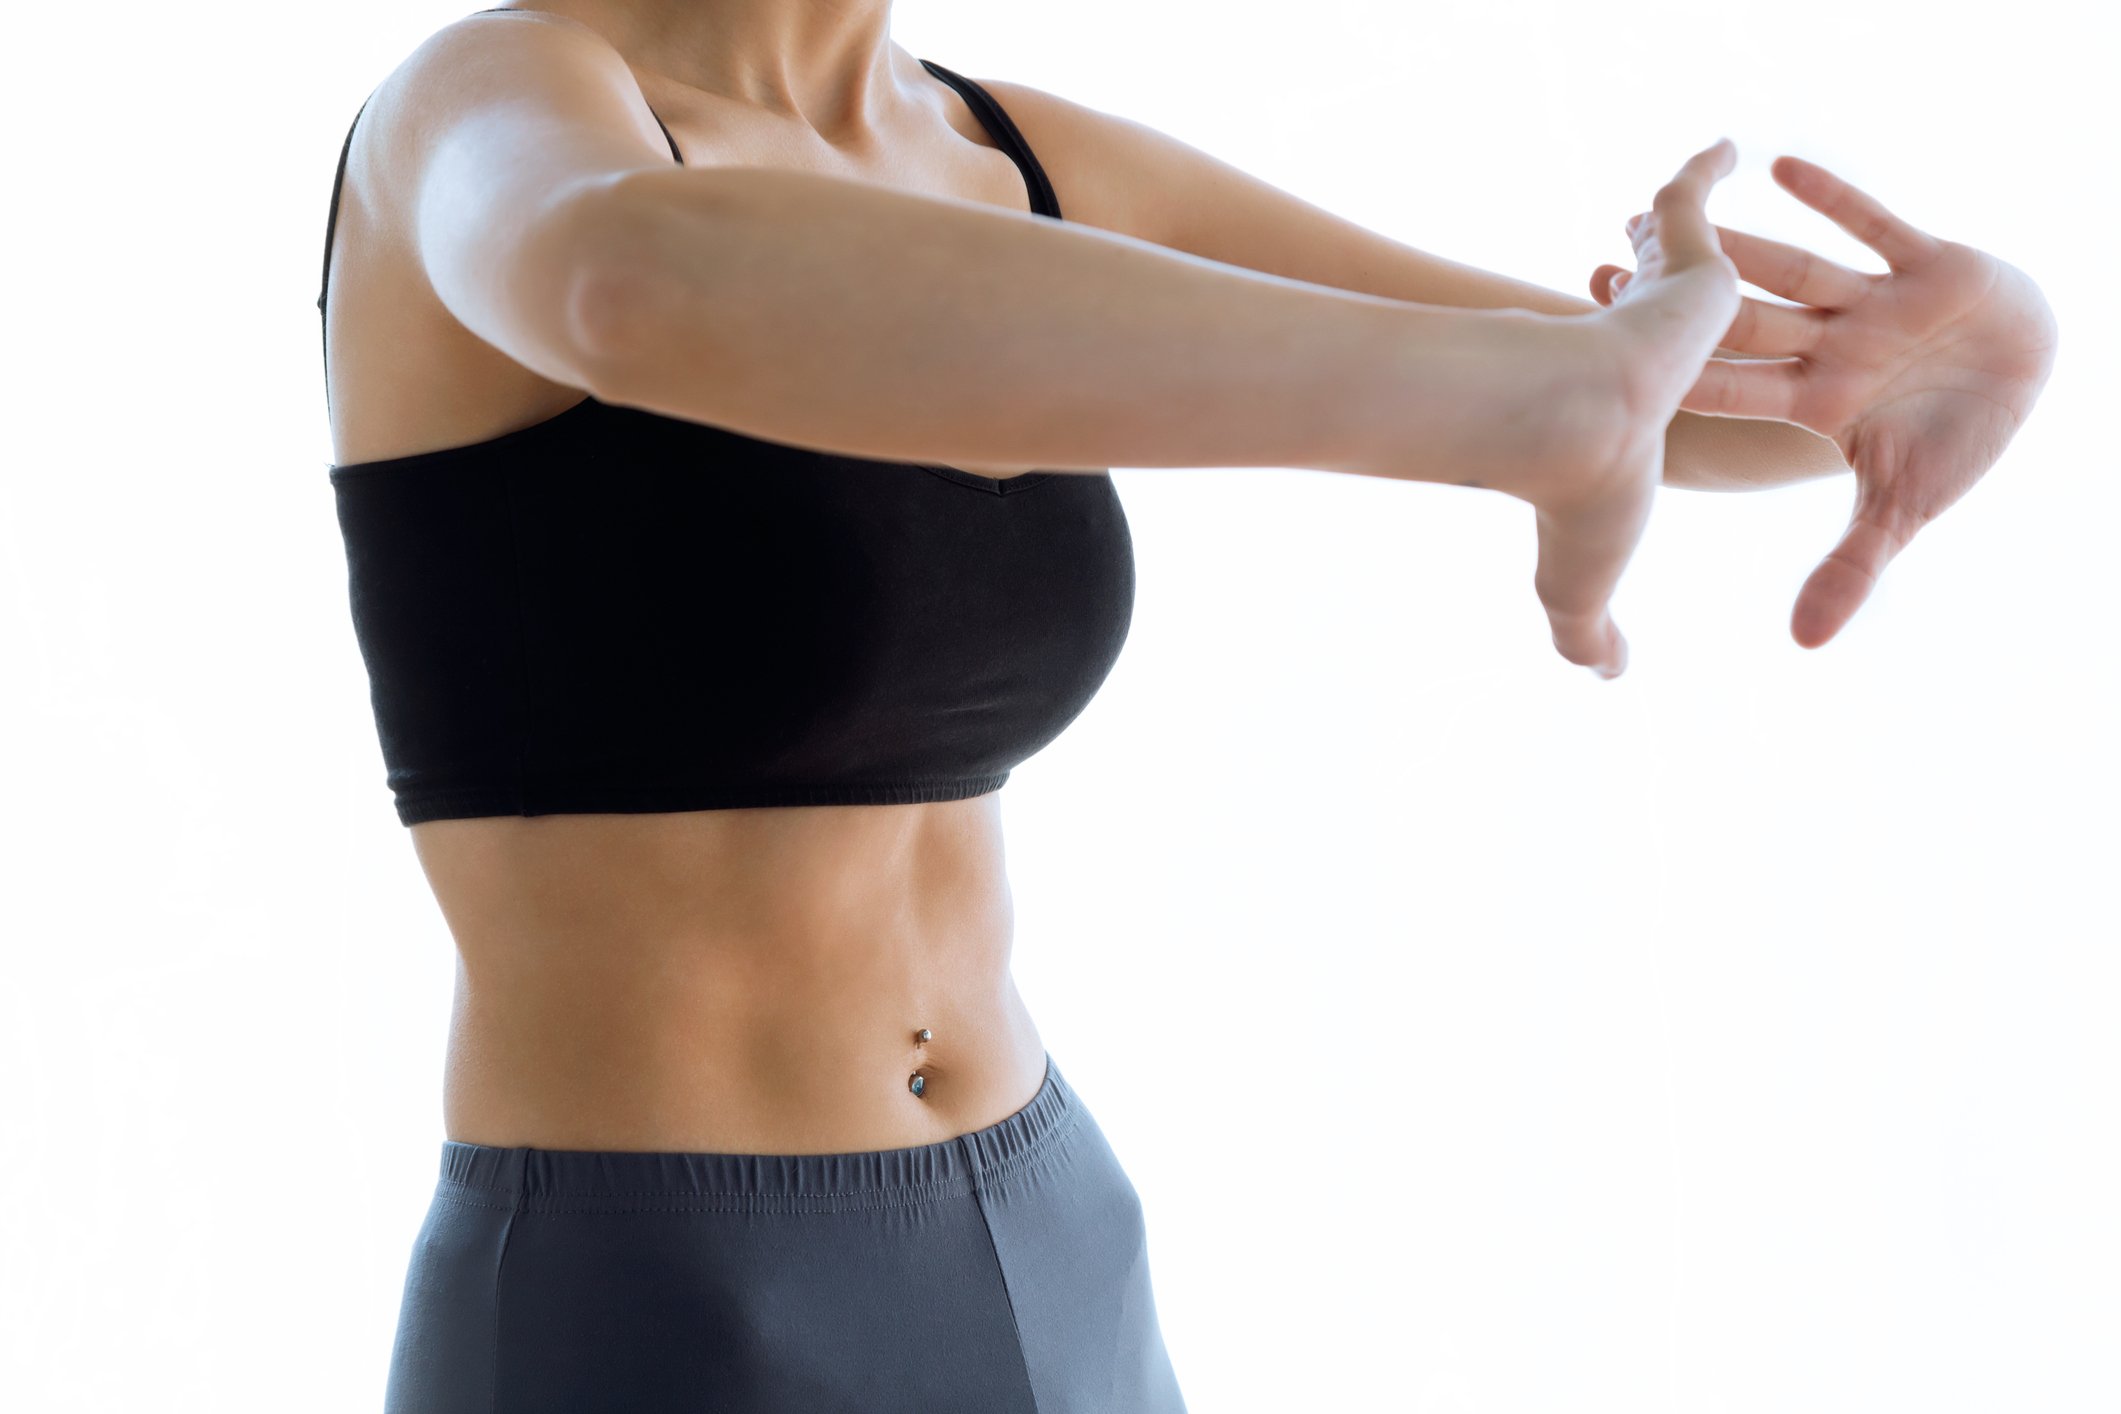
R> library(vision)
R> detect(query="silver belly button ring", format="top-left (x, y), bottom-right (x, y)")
top-left (910, 1028), bottom-right (933, 1097)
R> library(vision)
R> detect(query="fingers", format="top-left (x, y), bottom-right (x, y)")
top-left (1790, 516), bottom-right (1905, 648)
top-left (1605, 248), bottom-right (1837, 352)
top-left (1772, 155), bottom-right (1941, 273)
top-left (1532, 478), bottom-right (1657, 679)
top-left (1599, 143), bottom-right (1740, 307)
top-left (1718, 294), bottom-right (1827, 358)
top-left (1547, 605), bottom-right (1629, 679)
top-left (1644, 139), bottom-right (1738, 270)
top-left (1680, 356), bottom-right (1806, 422)
top-left (1715, 226), bottom-right (1868, 309)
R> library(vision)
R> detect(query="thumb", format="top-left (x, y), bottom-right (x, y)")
top-left (1790, 516), bottom-right (1904, 648)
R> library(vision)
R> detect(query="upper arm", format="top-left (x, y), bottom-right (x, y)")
top-left (347, 12), bottom-right (679, 381)
top-left (975, 81), bottom-right (1593, 317)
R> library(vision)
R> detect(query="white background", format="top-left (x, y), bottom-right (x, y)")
top-left (1, 1), bottom-right (2114, 1410)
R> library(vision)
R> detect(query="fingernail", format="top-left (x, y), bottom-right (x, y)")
top-left (1601, 632), bottom-right (1629, 679)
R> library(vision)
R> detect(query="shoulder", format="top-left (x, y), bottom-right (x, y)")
top-left (346, 10), bottom-right (664, 199)
top-left (962, 80), bottom-right (1209, 245)
top-left (381, 7), bottom-right (632, 103)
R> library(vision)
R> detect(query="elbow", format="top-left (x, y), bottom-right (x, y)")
top-left (533, 171), bottom-right (741, 404)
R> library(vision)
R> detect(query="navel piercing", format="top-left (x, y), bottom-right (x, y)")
top-left (910, 1029), bottom-right (933, 1095)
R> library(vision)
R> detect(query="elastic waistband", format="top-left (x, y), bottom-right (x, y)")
top-left (433, 1059), bottom-right (1078, 1215)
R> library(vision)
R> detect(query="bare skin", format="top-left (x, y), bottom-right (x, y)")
top-left (416, 800), bottom-right (1037, 1153)
top-left (1594, 159), bottom-right (2058, 644)
top-left (327, 1), bottom-right (2051, 1154)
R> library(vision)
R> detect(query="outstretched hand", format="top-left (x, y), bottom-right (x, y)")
top-left (1592, 157), bottom-right (2057, 647)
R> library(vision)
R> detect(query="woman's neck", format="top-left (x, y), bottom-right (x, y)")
top-left (502, 0), bottom-right (901, 133)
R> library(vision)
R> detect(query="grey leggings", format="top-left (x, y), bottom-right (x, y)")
top-left (384, 1061), bottom-right (1187, 1412)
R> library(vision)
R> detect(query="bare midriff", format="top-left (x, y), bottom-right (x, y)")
top-left (412, 794), bottom-right (1048, 1155)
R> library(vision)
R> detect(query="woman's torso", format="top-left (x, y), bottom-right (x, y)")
top-left (416, 800), bottom-right (1045, 1154)
top-left (326, 13), bottom-right (1114, 1153)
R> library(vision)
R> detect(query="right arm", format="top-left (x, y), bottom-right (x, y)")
top-left (381, 17), bottom-right (1561, 482)
top-left (358, 16), bottom-right (1736, 676)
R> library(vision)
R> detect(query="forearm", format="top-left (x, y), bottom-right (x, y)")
top-left (1066, 140), bottom-right (1851, 491)
top-left (518, 166), bottom-right (1563, 483)
top-left (1307, 254), bottom-right (1851, 489)
top-left (1180, 208), bottom-right (1850, 489)
top-left (1390, 256), bottom-right (1850, 488)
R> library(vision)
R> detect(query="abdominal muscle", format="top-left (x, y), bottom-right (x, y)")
top-left (412, 794), bottom-right (1049, 1155)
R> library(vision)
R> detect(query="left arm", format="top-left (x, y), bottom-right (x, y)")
top-left (980, 81), bottom-right (1847, 490)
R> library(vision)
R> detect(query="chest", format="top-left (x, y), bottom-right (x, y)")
top-left (638, 83), bottom-right (1035, 219)
top-left (333, 402), bottom-right (1135, 816)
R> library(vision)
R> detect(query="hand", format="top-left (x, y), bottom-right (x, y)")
top-left (1591, 157), bottom-right (2057, 647)
top-left (1531, 141), bottom-right (1740, 677)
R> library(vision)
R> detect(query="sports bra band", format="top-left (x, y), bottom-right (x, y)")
top-left (324, 43), bottom-right (1125, 827)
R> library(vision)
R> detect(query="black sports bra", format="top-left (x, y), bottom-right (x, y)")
top-left (325, 61), bottom-right (1133, 825)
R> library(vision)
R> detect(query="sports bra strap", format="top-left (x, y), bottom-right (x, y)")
top-left (319, 99), bottom-right (368, 320)
top-left (919, 61), bottom-right (1062, 221)
top-left (652, 111), bottom-right (684, 165)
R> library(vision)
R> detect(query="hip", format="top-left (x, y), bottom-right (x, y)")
top-left (387, 1059), bottom-right (1186, 1414)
